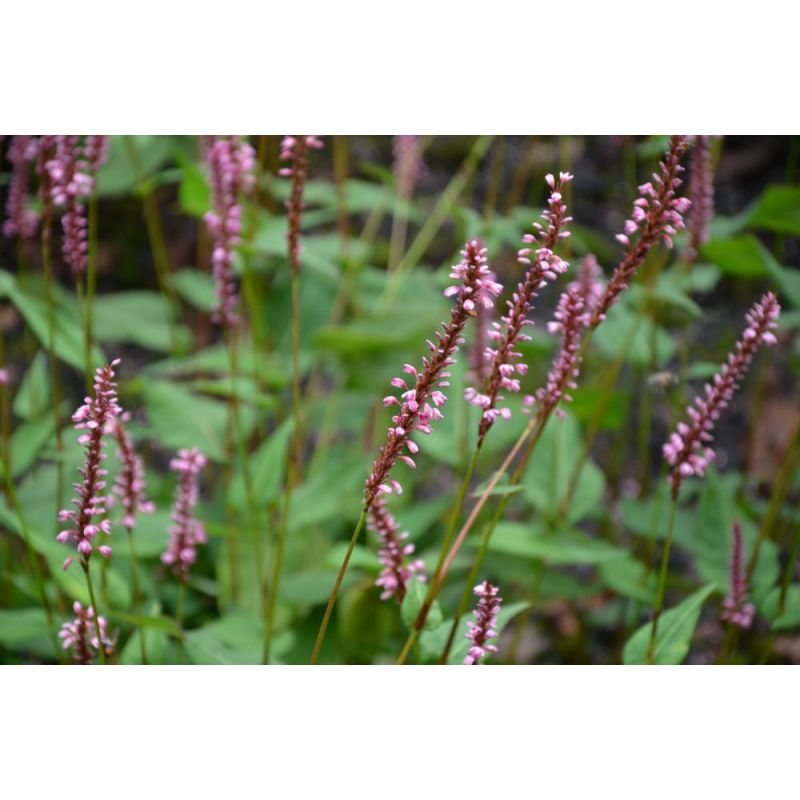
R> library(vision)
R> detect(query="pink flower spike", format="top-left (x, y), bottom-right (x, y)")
top-left (2, 136), bottom-right (39, 240)
top-left (59, 602), bottom-right (114, 664)
top-left (662, 292), bottom-right (780, 496)
top-left (686, 135), bottom-right (716, 263)
top-left (56, 361), bottom-right (122, 565)
top-left (111, 414), bottom-right (154, 534)
top-left (368, 496), bottom-right (426, 602)
top-left (204, 136), bottom-right (256, 327)
top-left (464, 173), bottom-right (573, 444)
top-left (464, 580), bottom-right (502, 665)
top-left (162, 448), bottom-right (207, 583)
top-left (393, 136), bottom-right (426, 200)
top-left (594, 136), bottom-right (691, 324)
top-left (364, 240), bottom-right (500, 508)
top-left (720, 520), bottom-right (755, 629)
top-left (280, 135), bottom-right (324, 276)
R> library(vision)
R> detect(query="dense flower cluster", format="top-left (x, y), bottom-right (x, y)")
top-left (687, 135), bottom-right (714, 262)
top-left (721, 521), bottom-right (755, 629)
top-left (112, 414), bottom-right (155, 533)
top-left (162, 448), bottom-right (208, 581)
top-left (84, 135), bottom-right (110, 174)
top-left (663, 292), bottom-right (780, 494)
top-left (368, 496), bottom-right (425, 602)
top-left (44, 136), bottom-right (95, 276)
top-left (364, 240), bottom-right (501, 507)
top-left (524, 255), bottom-right (606, 419)
top-left (57, 360), bottom-right (122, 570)
top-left (204, 136), bottom-right (256, 327)
top-left (59, 601), bottom-right (114, 664)
top-left (279, 135), bottom-right (324, 274)
top-left (393, 135), bottom-right (425, 199)
top-left (2, 136), bottom-right (39, 239)
top-left (593, 136), bottom-right (691, 324)
top-left (464, 580), bottom-right (502, 665)
top-left (465, 173), bottom-right (573, 443)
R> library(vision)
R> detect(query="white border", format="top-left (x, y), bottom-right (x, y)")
top-left (2, 667), bottom-right (797, 797)
top-left (3, 2), bottom-right (798, 131)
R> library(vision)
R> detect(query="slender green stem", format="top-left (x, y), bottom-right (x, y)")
top-left (225, 329), bottom-right (262, 595)
top-left (124, 137), bottom-right (180, 355)
top-left (746, 419), bottom-right (800, 582)
top-left (41, 219), bottom-right (65, 519)
top-left (310, 509), bottom-right (367, 664)
top-left (176, 582), bottom-right (186, 631)
top-left (81, 560), bottom-right (107, 665)
top-left (645, 491), bottom-right (678, 664)
top-left (83, 190), bottom-right (99, 387)
top-left (394, 446), bottom-right (481, 665)
top-left (126, 530), bottom-right (147, 664)
top-left (263, 268), bottom-right (303, 663)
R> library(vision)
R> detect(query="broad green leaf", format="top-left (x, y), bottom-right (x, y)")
top-left (8, 416), bottom-right (55, 478)
top-left (170, 268), bottom-right (216, 311)
top-left (686, 468), bottom-right (778, 600)
top-left (522, 414), bottom-right (606, 523)
top-left (111, 612), bottom-right (181, 638)
top-left (142, 380), bottom-right (229, 462)
top-left (400, 579), bottom-right (442, 631)
top-left (177, 156), bottom-right (211, 217)
top-left (12, 351), bottom-right (50, 420)
top-left (747, 185), bottom-right (800, 237)
top-left (700, 235), bottom-right (769, 277)
top-left (229, 419), bottom-right (293, 512)
top-left (95, 135), bottom-right (176, 197)
top-left (599, 557), bottom-right (657, 603)
top-left (93, 291), bottom-right (184, 352)
top-left (486, 522), bottom-right (627, 565)
top-left (593, 301), bottom-right (676, 367)
top-left (761, 585), bottom-right (800, 631)
top-left (0, 271), bottom-right (103, 371)
top-left (623, 584), bottom-right (715, 665)
top-left (0, 607), bottom-right (52, 645)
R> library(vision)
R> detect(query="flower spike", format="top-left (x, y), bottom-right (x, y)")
top-left (721, 521), bottom-right (755, 629)
top-left (593, 135), bottom-right (691, 324)
top-left (364, 240), bottom-right (501, 508)
top-left (368, 496), bottom-right (425, 602)
top-left (465, 173), bottom-right (573, 443)
top-left (57, 360), bottom-right (122, 569)
top-left (464, 580), bottom-right (502, 665)
top-left (663, 292), bottom-right (780, 496)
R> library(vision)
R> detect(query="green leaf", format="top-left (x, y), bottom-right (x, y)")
top-left (593, 301), bottom-right (676, 367)
top-left (486, 522), bottom-right (628, 565)
top-left (170, 268), bottom-right (216, 311)
top-left (229, 419), bottom-right (293, 512)
top-left (700, 235), bottom-right (769, 277)
top-left (0, 271), bottom-right (103, 371)
top-left (747, 185), bottom-right (800, 237)
top-left (12, 351), bottom-right (50, 421)
top-left (95, 135), bottom-right (176, 197)
top-left (177, 157), bottom-right (211, 217)
top-left (599, 557), bottom-right (657, 603)
top-left (401, 579), bottom-right (442, 631)
top-left (0, 607), bottom-right (52, 646)
top-left (623, 584), bottom-right (715, 665)
top-left (761, 585), bottom-right (800, 631)
top-left (687, 468), bottom-right (778, 600)
top-left (8, 416), bottom-right (55, 478)
top-left (522, 414), bottom-right (606, 523)
top-left (110, 612), bottom-right (181, 638)
top-left (93, 291), bottom-right (184, 352)
top-left (142, 380), bottom-right (229, 461)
